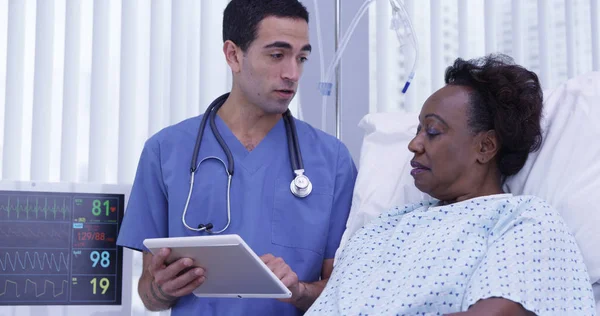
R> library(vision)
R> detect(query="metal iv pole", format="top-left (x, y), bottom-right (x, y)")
top-left (334, 0), bottom-right (342, 140)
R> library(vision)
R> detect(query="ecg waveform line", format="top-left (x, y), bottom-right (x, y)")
top-left (0, 196), bottom-right (71, 220)
top-left (0, 279), bottom-right (68, 298)
top-left (0, 251), bottom-right (69, 272)
top-left (0, 227), bottom-right (70, 240)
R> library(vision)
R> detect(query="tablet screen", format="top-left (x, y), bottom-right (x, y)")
top-left (144, 235), bottom-right (292, 299)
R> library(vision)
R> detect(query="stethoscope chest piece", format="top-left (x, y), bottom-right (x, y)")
top-left (290, 170), bottom-right (312, 198)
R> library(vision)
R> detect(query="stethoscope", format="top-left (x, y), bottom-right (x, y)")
top-left (181, 93), bottom-right (312, 234)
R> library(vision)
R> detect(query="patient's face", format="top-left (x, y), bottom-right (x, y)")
top-left (408, 85), bottom-right (480, 201)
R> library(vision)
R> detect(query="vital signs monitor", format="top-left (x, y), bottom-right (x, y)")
top-left (0, 181), bottom-right (132, 316)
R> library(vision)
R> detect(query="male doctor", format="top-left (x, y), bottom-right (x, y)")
top-left (116, 0), bottom-right (357, 315)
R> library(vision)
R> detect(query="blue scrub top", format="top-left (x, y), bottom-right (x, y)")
top-left (117, 112), bottom-right (357, 316)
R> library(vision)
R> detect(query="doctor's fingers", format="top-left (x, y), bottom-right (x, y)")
top-left (149, 248), bottom-right (172, 272)
top-left (268, 260), bottom-right (298, 287)
top-left (279, 270), bottom-right (299, 289)
top-left (153, 257), bottom-right (204, 285)
top-left (261, 255), bottom-right (298, 286)
top-left (263, 256), bottom-right (289, 274)
top-left (260, 253), bottom-right (277, 264)
top-left (159, 269), bottom-right (206, 298)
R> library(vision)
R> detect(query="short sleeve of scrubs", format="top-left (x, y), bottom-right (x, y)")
top-left (462, 197), bottom-right (597, 315)
top-left (117, 138), bottom-right (169, 252)
top-left (324, 143), bottom-right (357, 259)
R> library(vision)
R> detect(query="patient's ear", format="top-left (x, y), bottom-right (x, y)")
top-left (476, 130), bottom-right (499, 164)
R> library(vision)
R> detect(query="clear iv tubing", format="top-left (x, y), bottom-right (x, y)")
top-left (391, 0), bottom-right (419, 94)
top-left (313, 0), bottom-right (375, 131)
top-left (313, 0), bottom-right (326, 81)
top-left (323, 0), bottom-right (375, 91)
top-left (313, 0), bottom-right (419, 132)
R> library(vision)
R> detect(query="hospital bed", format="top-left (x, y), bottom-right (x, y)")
top-left (338, 71), bottom-right (600, 313)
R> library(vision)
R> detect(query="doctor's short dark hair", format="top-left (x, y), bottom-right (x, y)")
top-left (444, 53), bottom-right (544, 178)
top-left (222, 0), bottom-right (309, 52)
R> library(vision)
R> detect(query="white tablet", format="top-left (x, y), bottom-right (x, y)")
top-left (143, 234), bottom-right (292, 299)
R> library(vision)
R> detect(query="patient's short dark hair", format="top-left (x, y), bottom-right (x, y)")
top-left (222, 0), bottom-right (309, 52)
top-left (444, 54), bottom-right (544, 177)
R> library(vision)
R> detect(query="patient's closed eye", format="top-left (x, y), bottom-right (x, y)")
top-left (426, 128), bottom-right (440, 137)
top-left (416, 125), bottom-right (440, 138)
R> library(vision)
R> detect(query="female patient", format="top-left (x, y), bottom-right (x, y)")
top-left (305, 55), bottom-right (596, 315)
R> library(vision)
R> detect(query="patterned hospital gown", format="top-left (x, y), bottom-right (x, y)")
top-left (306, 194), bottom-right (596, 316)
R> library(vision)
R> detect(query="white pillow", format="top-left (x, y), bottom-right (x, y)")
top-left (339, 71), bottom-right (600, 285)
top-left (337, 109), bottom-right (422, 252)
top-left (503, 71), bottom-right (600, 284)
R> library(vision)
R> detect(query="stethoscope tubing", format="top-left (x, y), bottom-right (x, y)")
top-left (182, 93), bottom-right (309, 234)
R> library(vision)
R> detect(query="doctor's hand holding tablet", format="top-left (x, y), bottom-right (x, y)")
top-left (143, 234), bottom-right (298, 304)
top-left (146, 248), bottom-right (206, 301)
top-left (145, 248), bottom-right (301, 301)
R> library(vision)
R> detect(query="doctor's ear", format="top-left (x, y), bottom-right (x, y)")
top-left (476, 130), bottom-right (500, 164)
top-left (223, 40), bottom-right (243, 73)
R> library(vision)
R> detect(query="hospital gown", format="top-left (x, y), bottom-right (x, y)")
top-left (307, 194), bottom-right (596, 316)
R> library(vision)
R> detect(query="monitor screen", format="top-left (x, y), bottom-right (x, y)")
top-left (0, 190), bottom-right (124, 306)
